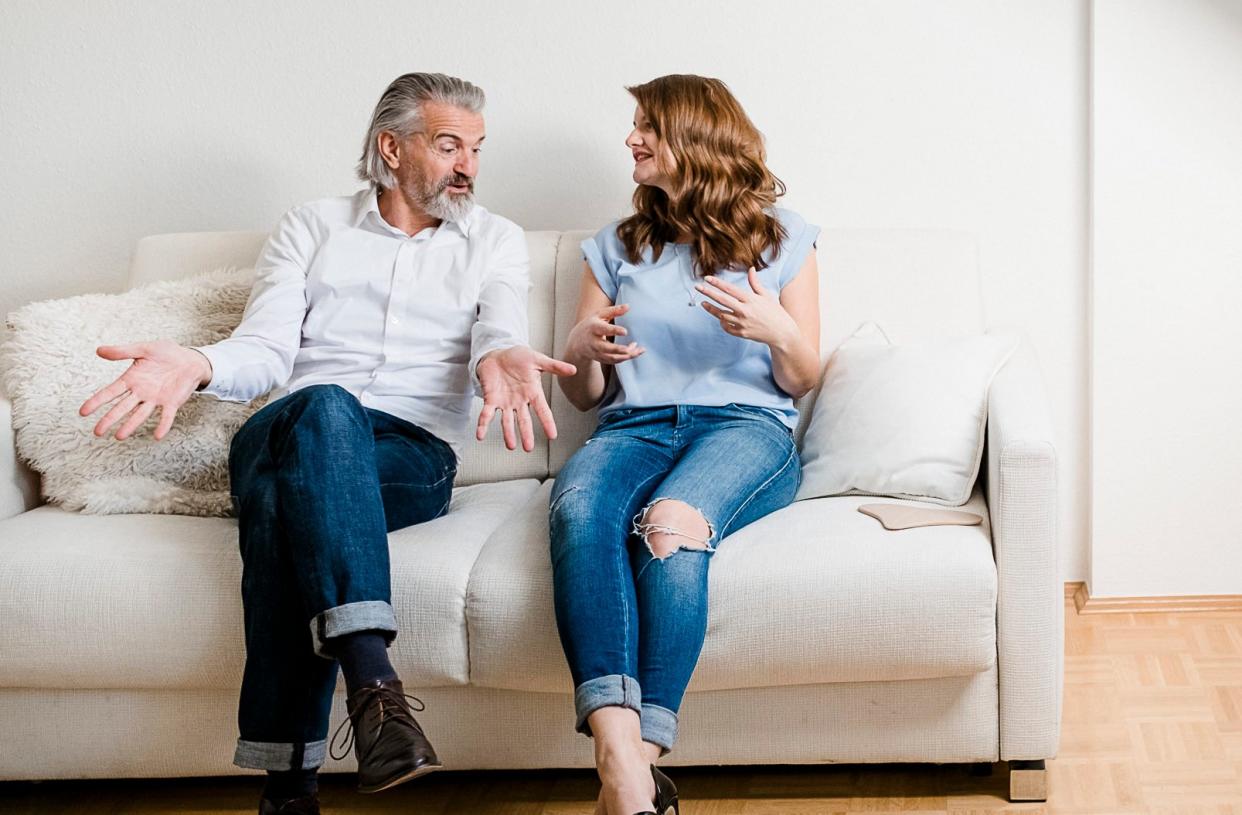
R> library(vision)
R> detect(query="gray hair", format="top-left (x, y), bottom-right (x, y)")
top-left (356, 73), bottom-right (486, 190)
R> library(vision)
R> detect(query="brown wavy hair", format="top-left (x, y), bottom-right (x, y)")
top-left (617, 75), bottom-right (787, 275)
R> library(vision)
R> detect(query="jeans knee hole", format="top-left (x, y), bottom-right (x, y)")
top-left (632, 498), bottom-right (716, 559)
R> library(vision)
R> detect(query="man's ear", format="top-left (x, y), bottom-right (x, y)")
top-left (377, 131), bottom-right (401, 171)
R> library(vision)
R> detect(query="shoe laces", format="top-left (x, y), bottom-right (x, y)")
top-left (329, 685), bottom-right (426, 761)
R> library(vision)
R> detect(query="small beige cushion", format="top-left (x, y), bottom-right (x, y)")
top-left (858, 503), bottom-right (983, 530)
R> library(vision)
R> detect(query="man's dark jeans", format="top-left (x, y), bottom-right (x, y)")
top-left (227, 384), bottom-right (456, 771)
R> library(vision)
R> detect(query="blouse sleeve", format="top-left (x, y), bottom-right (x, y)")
top-left (776, 209), bottom-right (821, 289)
top-left (581, 222), bottom-right (623, 301)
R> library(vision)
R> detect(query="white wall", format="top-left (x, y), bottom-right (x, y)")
top-left (1090, 0), bottom-right (1242, 597)
top-left (1, 1), bottom-right (1090, 582)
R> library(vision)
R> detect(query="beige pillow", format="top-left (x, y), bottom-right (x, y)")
top-left (2, 267), bottom-right (263, 516)
top-left (796, 321), bottom-right (1019, 506)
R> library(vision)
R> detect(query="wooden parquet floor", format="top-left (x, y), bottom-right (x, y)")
top-left (2, 592), bottom-right (1240, 814)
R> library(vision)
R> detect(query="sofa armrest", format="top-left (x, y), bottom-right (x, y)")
top-left (985, 329), bottom-right (1062, 761)
top-left (0, 392), bottom-right (41, 520)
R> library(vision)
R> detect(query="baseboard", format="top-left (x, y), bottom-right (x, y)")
top-left (1065, 580), bottom-right (1242, 614)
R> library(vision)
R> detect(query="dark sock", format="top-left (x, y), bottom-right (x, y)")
top-left (332, 629), bottom-right (397, 695)
top-left (263, 768), bottom-right (318, 803)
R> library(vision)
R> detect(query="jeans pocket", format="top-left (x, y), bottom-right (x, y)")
top-left (380, 473), bottom-right (454, 532)
top-left (596, 407), bottom-right (633, 429)
top-left (727, 403), bottom-right (790, 430)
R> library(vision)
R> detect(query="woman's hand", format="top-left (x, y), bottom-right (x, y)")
top-left (564, 303), bottom-right (645, 365)
top-left (696, 268), bottom-right (800, 350)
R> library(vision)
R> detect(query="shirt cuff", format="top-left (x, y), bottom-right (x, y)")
top-left (192, 344), bottom-right (238, 401)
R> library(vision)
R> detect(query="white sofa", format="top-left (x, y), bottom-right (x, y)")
top-left (0, 227), bottom-right (1061, 801)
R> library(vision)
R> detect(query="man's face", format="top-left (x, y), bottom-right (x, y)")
top-left (394, 101), bottom-right (486, 222)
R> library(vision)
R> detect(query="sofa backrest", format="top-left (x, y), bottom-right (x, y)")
top-left (128, 225), bottom-right (984, 484)
top-left (129, 229), bottom-right (561, 487)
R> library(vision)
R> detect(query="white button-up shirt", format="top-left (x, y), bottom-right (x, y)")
top-left (196, 189), bottom-right (530, 459)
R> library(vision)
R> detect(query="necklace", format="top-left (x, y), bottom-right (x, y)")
top-left (675, 243), bottom-right (698, 307)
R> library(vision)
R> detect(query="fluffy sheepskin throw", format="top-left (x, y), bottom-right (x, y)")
top-left (2, 267), bottom-right (266, 516)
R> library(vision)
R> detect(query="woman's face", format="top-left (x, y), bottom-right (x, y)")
top-left (626, 105), bottom-right (675, 193)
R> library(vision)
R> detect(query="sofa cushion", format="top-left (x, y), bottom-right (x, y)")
top-left (466, 481), bottom-right (997, 694)
top-left (0, 479), bottom-right (539, 690)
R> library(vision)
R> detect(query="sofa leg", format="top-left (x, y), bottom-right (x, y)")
top-left (1008, 759), bottom-right (1048, 802)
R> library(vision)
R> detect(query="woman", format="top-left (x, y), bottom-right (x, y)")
top-left (549, 75), bottom-right (821, 815)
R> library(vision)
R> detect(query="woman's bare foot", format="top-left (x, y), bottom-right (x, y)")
top-left (589, 707), bottom-right (657, 815)
top-left (597, 740), bottom-right (656, 814)
top-left (594, 740), bottom-right (665, 813)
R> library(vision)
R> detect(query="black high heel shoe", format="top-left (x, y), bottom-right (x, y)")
top-left (633, 764), bottom-right (679, 815)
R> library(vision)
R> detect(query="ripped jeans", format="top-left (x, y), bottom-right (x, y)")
top-left (548, 403), bottom-right (800, 753)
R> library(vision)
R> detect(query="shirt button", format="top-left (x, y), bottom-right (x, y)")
top-left (391, 316), bottom-right (400, 325)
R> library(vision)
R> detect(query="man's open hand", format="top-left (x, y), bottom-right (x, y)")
top-left (476, 346), bottom-right (576, 452)
top-left (78, 340), bottom-right (213, 441)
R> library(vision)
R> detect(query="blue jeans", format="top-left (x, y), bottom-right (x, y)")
top-left (228, 384), bottom-right (456, 771)
top-left (548, 404), bottom-right (801, 753)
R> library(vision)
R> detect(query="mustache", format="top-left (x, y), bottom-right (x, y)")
top-left (437, 173), bottom-right (474, 193)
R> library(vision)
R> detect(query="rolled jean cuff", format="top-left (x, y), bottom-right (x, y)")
top-left (574, 674), bottom-right (642, 736)
top-left (640, 703), bottom-right (678, 754)
top-left (310, 600), bottom-right (398, 659)
top-left (233, 738), bottom-right (326, 771)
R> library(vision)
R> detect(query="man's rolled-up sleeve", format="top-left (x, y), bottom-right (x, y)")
top-left (468, 225), bottom-right (531, 395)
top-left (195, 208), bottom-right (314, 402)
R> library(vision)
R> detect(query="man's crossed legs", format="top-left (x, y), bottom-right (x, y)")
top-left (229, 384), bottom-right (457, 812)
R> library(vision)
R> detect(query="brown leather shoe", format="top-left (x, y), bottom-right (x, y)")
top-left (330, 678), bottom-right (442, 793)
top-left (258, 794), bottom-right (320, 815)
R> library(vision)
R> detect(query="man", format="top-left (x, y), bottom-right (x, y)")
top-left (78, 73), bottom-right (574, 815)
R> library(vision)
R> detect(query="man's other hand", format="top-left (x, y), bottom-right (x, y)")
top-left (476, 346), bottom-right (576, 452)
top-left (78, 340), bottom-right (213, 441)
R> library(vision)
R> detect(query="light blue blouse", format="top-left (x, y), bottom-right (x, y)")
top-left (581, 208), bottom-right (820, 429)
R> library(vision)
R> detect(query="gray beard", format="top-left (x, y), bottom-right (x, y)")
top-left (423, 188), bottom-right (474, 223)
top-left (407, 173), bottom-right (475, 224)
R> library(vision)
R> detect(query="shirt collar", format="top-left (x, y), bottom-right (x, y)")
top-left (352, 187), bottom-right (477, 238)
top-left (352, 188), bottom-right (382, 228)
